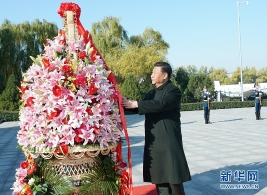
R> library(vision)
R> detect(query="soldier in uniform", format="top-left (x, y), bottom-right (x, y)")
top-left (201, 86), bottom-right (211, 124)
top-left (254, 83), bottom-right (263, 120)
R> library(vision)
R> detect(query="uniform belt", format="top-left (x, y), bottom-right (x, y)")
top-left (255, 97), bottom-right (259, 98)
top-left (203, 100), bottom-right (208, 101)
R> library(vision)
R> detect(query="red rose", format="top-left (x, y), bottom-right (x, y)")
top-left (110, 93), bottom-right (118, 102)
top-left (66, 95), bottom-right (73, 102)
top-left (52, 85), bottom-right (62, 97)
top-left (86, 107), bottom-right (93, 115)
top-left (47, 113), bottom-right (56, 120)
top-left (88, 83), bottom-right (98, 95)
top-left (73, 75), bottom-right (87, 87)
top-left (62, 65), bottom-right (73, 76)
top-left (78, 51), bottom-right (86, 60)
top-left (47, 108), bottom-right (61, 120)
top-left (74, 134), bottom-right (84, 143)
top-left (75, 128), bottom-right (82, 135)
top-left (54, 143), bottom-right (68, 154)
top-left (54, 108), bottom-right (61, 117)
top-left (119, 162), bottom-right (127, 168)
top-left (20, 161), bottom-right (29, 169)
top-left (74, 124), bottom-right (86, 143)
top-left (26, 97), bottom-right (34, 107)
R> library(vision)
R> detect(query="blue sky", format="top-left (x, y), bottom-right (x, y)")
top-left (1, 0), bottom-right (266, 73)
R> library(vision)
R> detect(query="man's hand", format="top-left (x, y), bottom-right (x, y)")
top-left (121, 97), bottom-right (138, 109)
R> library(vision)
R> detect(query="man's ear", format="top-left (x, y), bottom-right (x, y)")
top-left (163, 72), bottom-right (168, 79)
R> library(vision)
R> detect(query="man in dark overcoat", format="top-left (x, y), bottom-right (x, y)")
top-left (122, 62), bottom-right (191, 195)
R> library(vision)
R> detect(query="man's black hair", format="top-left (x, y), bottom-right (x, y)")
top-left (154, 62), bottom-right (172, 79)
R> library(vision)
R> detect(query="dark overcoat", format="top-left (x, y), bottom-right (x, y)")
top-left (137, 80), bottom-right (191, 184)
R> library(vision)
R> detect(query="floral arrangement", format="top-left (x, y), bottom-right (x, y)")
top-left (12, 2), bottom-right (132, 194)
top-left (17, 29), bottom-right (123, 153)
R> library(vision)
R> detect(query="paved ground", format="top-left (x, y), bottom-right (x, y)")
top-left (0, 107), bottom-right (266, 195)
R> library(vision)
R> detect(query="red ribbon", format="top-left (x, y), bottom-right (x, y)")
top-left (58, 3), bottom-right (133, 194)
top-left (57, 2), bottom-right (81, 18)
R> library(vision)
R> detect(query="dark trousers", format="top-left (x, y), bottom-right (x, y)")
top-left (156, 183), bottom-right (185, 195)
top-left (255, 102), bottom-right (261, 112)
top-left (203, 105), bottom-right (210, 115)
top-left (255, 103), bottom-right (261, 120)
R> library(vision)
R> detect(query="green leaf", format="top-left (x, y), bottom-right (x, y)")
top-left (30, 56), bottom-right (42, 66)
top-left (79, 155), bottom-right (120, 195)
top-left (84, 57), bottom-right (89, 64)
top-left (34, 90), bottom-right (44, 95)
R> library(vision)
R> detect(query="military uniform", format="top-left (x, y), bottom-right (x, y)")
top-left (254, 83), bottom-right (263, 120)
top-left (201, 86), bottom-right (211, 124)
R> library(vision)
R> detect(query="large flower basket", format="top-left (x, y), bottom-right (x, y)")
top-left (12, 2), bottom-right (132, 195)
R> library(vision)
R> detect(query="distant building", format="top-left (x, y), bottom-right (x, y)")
top-left (214, 81), bottom-right (267, 101)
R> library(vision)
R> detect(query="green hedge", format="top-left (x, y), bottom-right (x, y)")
top-left (0, 111), bottom-right (19, 122)
top-left (1, 100), bottom-right (266, 122)
top-left (181, 100), bottom-right (266, 111)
